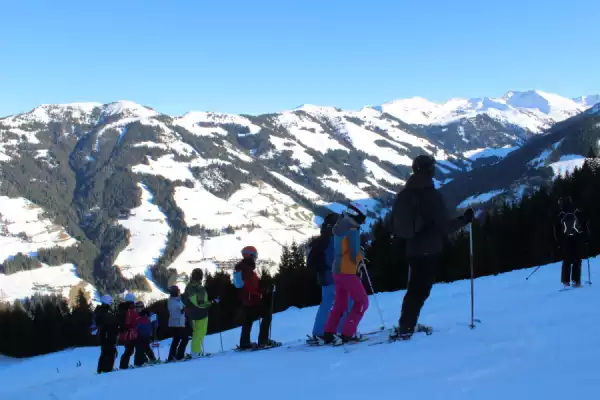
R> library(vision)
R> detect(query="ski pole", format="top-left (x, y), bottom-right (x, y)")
top-left (586, 243), bottom-right (592, 285)
top-left (525, 264), bottom-right (543, 280)
top-left (360, 257), bottom-right (385, 330)
top-left (268, 284), bottom-right (276, 342)
top-left (469, 223), bottom-right (481, 328)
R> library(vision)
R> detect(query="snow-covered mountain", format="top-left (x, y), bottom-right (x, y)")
top-left (377, 89), bottom-right (595, 134)
top-left (0, 90), bottom-right (597, 303)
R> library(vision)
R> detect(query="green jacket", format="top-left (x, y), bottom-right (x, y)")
top-left (182, 281), bottom-right (211, 321)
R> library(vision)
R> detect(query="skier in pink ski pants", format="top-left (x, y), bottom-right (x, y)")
top-left (322, 202), bottom-right (369, 343)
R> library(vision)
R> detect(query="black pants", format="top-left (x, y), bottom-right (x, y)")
top-left (97, 339), bottom-right (117, 373)
top-left (134, 338), bottom-right (156, 366)
top-left (561, 237), bottom-right (582, 284)
top-left (119, 342), bottom-right (135, 369)
top-left (168, 327), bottom-right (190, 361)
top-left (240, 302), bottom-right (271, 347)
top-left (399, 254), bottom-right (441, 333)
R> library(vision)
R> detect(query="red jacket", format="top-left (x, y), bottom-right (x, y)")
top-left (235, 258), bottom-right (262, 307)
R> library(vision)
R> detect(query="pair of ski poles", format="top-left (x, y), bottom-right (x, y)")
top-left (525, 243), bottom-right (593, 285)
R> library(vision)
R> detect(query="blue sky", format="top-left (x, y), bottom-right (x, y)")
top-left (1, 0), bottom-right (598, 116)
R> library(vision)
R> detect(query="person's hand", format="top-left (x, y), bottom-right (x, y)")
top-left (463, 208), bottom-right (474, 223)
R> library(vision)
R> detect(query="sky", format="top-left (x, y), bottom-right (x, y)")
top-left (1, 0), bottom-right (599, 117)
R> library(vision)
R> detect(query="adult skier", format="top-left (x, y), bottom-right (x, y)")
top-left (118, 293), bottom-right (140, 369)
top-left (306, 212), bottom-right (351, 344)
top-left (167, 285), bottom-right (191, 362)
top-left (182, 268), bottom-right (216, 358)
top-left (554, 196), bottom-right (590, 288)
top-left (234, 246), bottom-right (280, 349)
top-left (384, 154), bottom-right (473, 340)
top-left (94, 295), bottom-right (118, 373)
top-left (321, 202), bottom-right (370, 344)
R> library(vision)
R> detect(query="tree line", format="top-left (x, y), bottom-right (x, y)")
top-left (1, 156), bottom-right (598, 357)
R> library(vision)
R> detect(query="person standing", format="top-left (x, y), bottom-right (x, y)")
top-left (554, 196), bottom-right (590, 288)
top-left (133, 301), bottom-right (158, 366)
top-left (385, 155), bottom-right (473, 340)
top-left (167, 285), bottom-right (190, 362)
top-left (118, 293), bottom-right (140, 369)
top-left (234, 246), bottom-right (279, 349)
top-left (182, 268), bottom-right (215, 358)
top-left (321, 202), bottom-right (370, 344)
top-left (94, 295), bottom-right (118, 373)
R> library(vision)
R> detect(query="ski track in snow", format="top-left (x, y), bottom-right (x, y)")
top-left (1, 259), bottom-right (599, 399)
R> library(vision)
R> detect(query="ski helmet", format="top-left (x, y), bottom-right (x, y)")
top-left (191, 268), bottom-right (204, 282)
top-left (168, 285), bottom-right (180, 297)
top-left (412, 154), bottom-right (436, 176)
top-left (100, 295), bottom-right (113, 306)
top-left (346, 201), bottom-right (368, 225)
top-left (124, 293), bottom-right (136, 303)
top-left (241, 246), bottom-right (258, 259)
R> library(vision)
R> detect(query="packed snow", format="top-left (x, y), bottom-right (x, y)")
top-left (0, 196), bottom-right (76, 263)
top-left (549, 155), bottom-right (586, 177)
top-left (458, 190), bottom-right (506, 208)
top-left (113, 184), bottom-right (169, 289)
top-left (0, 263), bottom-right (95, 303)
top-left (2, 258), bottom-right (599, 400)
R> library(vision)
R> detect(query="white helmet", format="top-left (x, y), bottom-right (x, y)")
top-left (124, 293), bottom-right (136, 302)
top-left (100, 295), bottom-right (113, 305)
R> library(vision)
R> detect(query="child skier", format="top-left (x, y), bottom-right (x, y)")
top-left (118, 293), bottom-right (140, 369)
top-left (234, 246), bottom-right (280, 349)
top-left (134, 301), bottom-right (158, 366)
top-left (321, 202), bottom-right (370, 345)
top-left (167, 285), bottom-right (191, 362)
top-left (94, 295), bottom-right (118, 373)
top-left (182, 268), bottom-right (216, 358)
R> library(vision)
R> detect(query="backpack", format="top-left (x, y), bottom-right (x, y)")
top-left (561, 212), bottom-right (582, 236)
top-left (306, 237), bottom-right (326, 271)
top-left (233, 270), bottom-right (245, 288)
top-left (118, 306), bottom-right (139, 343)
top-left (391, 189), bottom-right (429, 240)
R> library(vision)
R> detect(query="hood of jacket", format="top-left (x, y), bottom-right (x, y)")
top-left (333, 213), bottom-right (360, 237)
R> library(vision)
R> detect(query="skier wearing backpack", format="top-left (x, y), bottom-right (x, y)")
top-left (182, 268), bottom-right (216, 358)
top-left (321, 202), bottom-right (370, 344)
top-left (94, 295), bottom-right (118, 373)
top-left (118, 293), bottom-right (140, 369)
top-left (167, 285), bottom-right (191, 362)
top-left (554, 196), bottom-right (590, 288)
top-left (234, 246), bottom-right (280, 349)
top-left (384, 155), bottom-right (473, 340)
top-left (306, 213), bottom-right (351, 344)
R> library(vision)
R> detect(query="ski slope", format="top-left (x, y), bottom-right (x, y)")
top-left (1, 257), bottom-right (599, 399)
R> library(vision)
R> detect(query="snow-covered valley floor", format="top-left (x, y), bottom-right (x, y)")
top-left (1, 258), bottom-right (599, 400)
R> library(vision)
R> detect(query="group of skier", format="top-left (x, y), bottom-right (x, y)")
top-left (92, 153), bottom-right (592, 373)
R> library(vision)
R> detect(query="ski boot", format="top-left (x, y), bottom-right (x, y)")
top-left (258, 339), bottom-right (281, 349)
top-left (572, 281), bottom-right (582, 288)
top-left (306, 335), bottom-right (320, 345)
top-left (389, 326), bottom-right (413, 341)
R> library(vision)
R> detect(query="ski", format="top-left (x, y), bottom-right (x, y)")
top-left (235, 342), bottom-right (283, 352)
top-left (369, 324), bottom-right (434, 346)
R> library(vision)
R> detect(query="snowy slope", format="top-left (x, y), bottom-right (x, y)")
top-left (1, 258), bottom-right (599, 400)
top-left (378, 90), bottom-right (598, 133)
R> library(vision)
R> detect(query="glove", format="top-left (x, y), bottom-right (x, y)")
top-left (463, 208), bottom-right (474, 224)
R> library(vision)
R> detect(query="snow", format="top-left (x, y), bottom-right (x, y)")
top-left (458, 190), bottom-right (505, 208)
top-left (321, 169), bottom-right (372, 200)
top-left (464, 146), bottom-right (518, 161)
top-left (572, 94), bottom-right (600, 107)
top-left (363, 160), bottom-right (405, 186)
top-left (437, 159), bottom-right (462, 171)
top-left (379, 90), bottom-right (592, 133)
top-left (268, 136), bottom-right (315, 167)
top-left (0, 263), bottom-right (94, 303)
top-left (132, 154), bottom-right (195, 182)
top-left (0, 196), bottom-right (77, 263)
top-left (276, 112), bottom-right (349, 153)
top-left (3, 258), bottom-right (600, 400)
top-left (102, 101), bottom-right (158, 119)
top-left (269, 171), bottom-right (323, 202)
top-left (113, 184), bottom-right (169, 297)
top-left (174, 111), bottom-right (261, 137)
top-left (549, 155), bottom-right (586, 177)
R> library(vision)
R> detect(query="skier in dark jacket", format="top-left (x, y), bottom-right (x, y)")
top-left (94, 295), bottom-right (118, 373)
top-left (133, 301), bottom-right (158, 366)
top-left (384, 154), bottom-right (473, 339)
top-left (234, 246), bottom-right (280, 349)
top-left (554, 196), bottom-right (590, 287)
